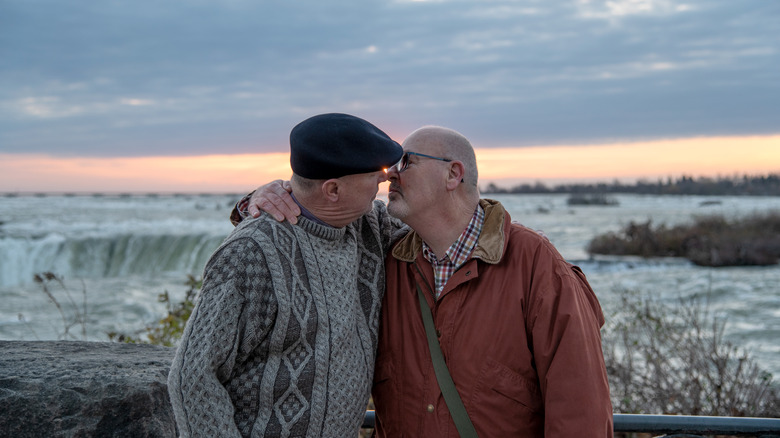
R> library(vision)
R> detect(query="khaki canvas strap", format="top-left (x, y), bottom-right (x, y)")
top-left (415, 280), bottom-right (479, 438)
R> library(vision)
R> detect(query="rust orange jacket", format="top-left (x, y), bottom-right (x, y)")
top-left (372, 199), bottom-right (613, 437)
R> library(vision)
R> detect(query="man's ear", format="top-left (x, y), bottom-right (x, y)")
top-left (446, 161), bottom-right (465, 190)
top-left (321, 179), bottom-right (341, 202)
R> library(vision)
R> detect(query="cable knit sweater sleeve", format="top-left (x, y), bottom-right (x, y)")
top-left (168, 235), bottom-right (276, 438)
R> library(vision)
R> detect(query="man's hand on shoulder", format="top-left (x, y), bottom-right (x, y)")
top-left (247, 180), bottom-right (300, 224)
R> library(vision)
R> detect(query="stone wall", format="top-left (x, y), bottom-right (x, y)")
top-left (0, 341), bottom-right (177, 437)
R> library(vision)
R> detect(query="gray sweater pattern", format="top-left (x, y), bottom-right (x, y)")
top-left (168, 201), bottom-right (401, 437)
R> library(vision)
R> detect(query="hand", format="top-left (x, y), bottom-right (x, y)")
top-left (247, 180), bottom-right (300, 224)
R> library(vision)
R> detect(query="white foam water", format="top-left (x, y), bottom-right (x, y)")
top-left (1, 192), bottom-right (778, 376)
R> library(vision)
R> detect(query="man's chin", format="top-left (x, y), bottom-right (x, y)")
top-left (386, 199), bottom-right (405, 219)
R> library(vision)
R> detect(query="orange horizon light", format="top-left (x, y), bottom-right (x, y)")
top-left (1, 134), bottom-right (778, 194)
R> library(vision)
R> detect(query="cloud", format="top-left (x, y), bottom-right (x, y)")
top-left (0, 0), bottom-right (777, 157)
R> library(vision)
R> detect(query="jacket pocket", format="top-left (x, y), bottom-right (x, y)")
top-left (373, 352), bottom-right (394, 386)
top-left (478, 357), bottom-right (543, 415)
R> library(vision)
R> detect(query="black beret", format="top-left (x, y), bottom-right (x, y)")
top-left (290, 113), bottom-right (403, 179)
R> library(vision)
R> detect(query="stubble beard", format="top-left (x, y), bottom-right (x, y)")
top-left (386, 193), bottom-right (408, 220)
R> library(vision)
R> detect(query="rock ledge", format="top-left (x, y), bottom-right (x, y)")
top-left (0, 340), bottom-right (177, 437)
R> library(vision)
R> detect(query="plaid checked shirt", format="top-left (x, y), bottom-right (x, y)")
top-left (422, 204), bottom-right (485, 299)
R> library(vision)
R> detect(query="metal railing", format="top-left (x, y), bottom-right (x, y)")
top-left (361, 411), bottom-right (780, 437)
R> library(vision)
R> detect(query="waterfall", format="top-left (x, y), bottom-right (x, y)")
top-left (0, 232), bottom-right (227, 287)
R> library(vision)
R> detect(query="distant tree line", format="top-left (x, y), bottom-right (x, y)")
top-left (482, 173), bottom-right (780, 196)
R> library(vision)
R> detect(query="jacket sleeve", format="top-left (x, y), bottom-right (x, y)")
top-left (229, 191), bottom-right (254, 226)
top-left (527, 254), bottom-right (614, 437)
top-left (168, 237), bottom-right (274, 437)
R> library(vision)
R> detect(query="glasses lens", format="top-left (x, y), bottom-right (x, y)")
top-left (397, 153), bottom-right (409, 172)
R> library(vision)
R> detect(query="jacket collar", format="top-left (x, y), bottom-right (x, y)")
top-left (391, 199), bottom-right (507, 264)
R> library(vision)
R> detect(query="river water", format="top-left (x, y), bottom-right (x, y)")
top-left (1, 192), bottom-right (778, 376)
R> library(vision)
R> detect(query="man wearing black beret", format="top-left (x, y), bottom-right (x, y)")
top-left (169, 113), bottom-right (409, 438)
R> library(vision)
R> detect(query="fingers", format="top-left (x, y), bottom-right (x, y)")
top-left (247, 180), bottom-right (300, 224)
top-left (247, 201), bottom-right (263, 218)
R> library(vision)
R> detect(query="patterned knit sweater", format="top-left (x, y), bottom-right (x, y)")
top-left (168, 200), bottom-right (405, 438)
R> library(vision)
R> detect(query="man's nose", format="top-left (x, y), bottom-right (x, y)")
top-left (386, 166), bottom-right (400, 181)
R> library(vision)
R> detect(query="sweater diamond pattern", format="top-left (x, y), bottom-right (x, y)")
top-left (169, 202), bottom-right (400, 438)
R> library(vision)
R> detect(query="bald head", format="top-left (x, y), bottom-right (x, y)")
top-left (403, 126), bottom-right (479, 189)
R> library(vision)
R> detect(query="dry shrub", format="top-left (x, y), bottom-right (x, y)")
top-left (588, 211), bottom-right (780, 266)
top-left (32, 271), bottom-right (89, 340)
top-left (603, 289), bottom-right (779, 417)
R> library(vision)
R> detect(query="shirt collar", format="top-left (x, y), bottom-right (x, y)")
top-left (422, 204), bottom-right (485, 268)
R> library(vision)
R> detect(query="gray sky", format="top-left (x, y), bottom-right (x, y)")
top-left (1, 0), bottom-right (778, 158)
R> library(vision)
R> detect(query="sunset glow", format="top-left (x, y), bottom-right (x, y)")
top-left (2, 135), bottom-right (778, 194)
top-left (0, 153), bottom-right (293, 194)
top-left (476, 135), bottom-right (780, 187)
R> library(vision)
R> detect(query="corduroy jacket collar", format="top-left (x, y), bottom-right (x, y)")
top-left (390, 198), bottom-right (507, 265)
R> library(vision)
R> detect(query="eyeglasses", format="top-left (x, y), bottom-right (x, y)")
top-left (395, 151), bottom-right (452, 173)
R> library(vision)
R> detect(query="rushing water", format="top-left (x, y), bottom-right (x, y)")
top-left (1, 192), bottom-right (779, 376)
